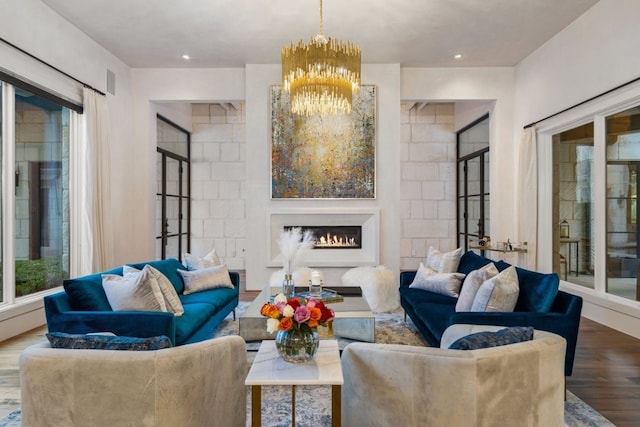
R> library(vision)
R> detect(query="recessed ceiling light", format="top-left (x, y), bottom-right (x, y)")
top-left (454, 54), bottom-right (463, 60)
top-left (182, 54), bottom-right (190, 60)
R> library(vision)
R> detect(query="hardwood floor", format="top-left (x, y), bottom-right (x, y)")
top-left (1, 288), bottom-right (639, 426)
top-left (567, 317), bottom-right (640, 427)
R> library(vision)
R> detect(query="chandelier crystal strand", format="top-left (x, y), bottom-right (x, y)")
top-left (281, 0), bottom-right (361, 116)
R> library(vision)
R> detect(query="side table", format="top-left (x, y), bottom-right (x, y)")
top-left (245, 339), bottom-right (343, 427)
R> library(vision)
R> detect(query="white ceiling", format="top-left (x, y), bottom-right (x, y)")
top-left (41, 0), bottom-right (599, 68)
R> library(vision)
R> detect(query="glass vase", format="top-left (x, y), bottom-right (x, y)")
top-left (275, 327), bottom-right (319, 363)
top-left (282, 273), bottom-right (295, 299)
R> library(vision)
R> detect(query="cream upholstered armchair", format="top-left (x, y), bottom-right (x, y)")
top-left (20, 335), bottom-right (247, 427)
top-left (341, 325), bottom-right (566, 427)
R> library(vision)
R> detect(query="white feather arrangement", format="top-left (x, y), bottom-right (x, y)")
top-left (278, 227), bottom-right (315, 274)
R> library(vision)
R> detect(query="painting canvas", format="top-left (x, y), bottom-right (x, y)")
top-left (271, 85), bottom-right (376, 199)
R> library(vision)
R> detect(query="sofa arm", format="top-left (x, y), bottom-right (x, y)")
top-left (46, 311), bottom-right (177, 345)
top-left (229, 271), bottom-right (240, 289)
top-left (399, 271), bottom-right (416, 289)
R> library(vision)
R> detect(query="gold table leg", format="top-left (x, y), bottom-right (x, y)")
top-left (291, 384), bottom-right (296, 426)
top-left (251, 385), bottom-right (261, 427)
top-left (331, 385), bottom-right (341, 427)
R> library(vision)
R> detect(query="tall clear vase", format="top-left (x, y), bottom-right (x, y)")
top-left (282, 273), bottom-right (295, 299)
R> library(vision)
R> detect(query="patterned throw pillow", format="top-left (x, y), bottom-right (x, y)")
top-left (470, 266), bottom-right (520, 312)
top-left (46, 332), bottom-right (172, 351)
top-left (183, 248), bottom-right (221, 271)
top-left (448, 326), bottom-right (534, 350)
top-left (102, 265), bottom-right (165, 312)
top-left (178, 263), bottom-right (234, 295)
top-left (409, 262), bottom-right (466, 297)
top-left (124, 265), bottom-right (184, 317)
top-left (425, 247), bottom-right (463, 273)
top-left (455, 263), bottom-right (499, 312)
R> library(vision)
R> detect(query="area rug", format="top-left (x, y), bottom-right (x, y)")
top-left (0, 302), bottom-right (615, 427)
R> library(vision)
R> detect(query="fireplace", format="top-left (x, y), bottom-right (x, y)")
top-left (284, 225), bottom-right (362, 249)
top-left (268, 208), bottom-right (379, 267)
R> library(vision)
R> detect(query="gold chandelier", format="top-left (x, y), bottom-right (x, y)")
top-left (281, 0), bottom-right (361, 116)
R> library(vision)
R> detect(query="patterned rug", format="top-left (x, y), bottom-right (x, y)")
top-left (0, 302), bottom-right (615, 427)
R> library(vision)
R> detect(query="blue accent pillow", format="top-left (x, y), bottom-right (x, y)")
top-left (46, 332), bottom-right (173, 351)
top-left (63, 266), bottom-right (122, 311)
top-left (448, 326), bottom-right (534, 350)
top-left (457, 251), bottom-right (493, 275)
top-left (514, 267), bottom-right (559, 312)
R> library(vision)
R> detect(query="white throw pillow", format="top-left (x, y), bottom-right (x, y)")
top-left (455, 263), bottom-right (499, 312)
top-left (102, 265), bottom-right (165, 312)
top-left (470, 266), bottom-right (520, 312)
top-left (178, 264), bottom-right (234, 295)
top-left (124, 265), bottom-right (184, 317)
top-left (409, 262), bottom-right (465, 297)
top-left (183, 248), bottom-right (221, 271)
top-left (426, 246), bottom-right (463, 273)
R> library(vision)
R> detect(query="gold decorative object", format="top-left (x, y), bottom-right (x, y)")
top-left (281, 0), bottom-right (361, 116)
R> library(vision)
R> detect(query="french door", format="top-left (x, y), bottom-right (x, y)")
top-left (156, 116), bottom-right (190, 260)
top-left (457, 115), bottom-right (490, 252)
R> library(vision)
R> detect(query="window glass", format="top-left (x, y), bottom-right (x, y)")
top-left (606, 106), bottom-right (640, 300)
top-left (14, 87), bottom-right (70, 297)
top-left (553, 122), bottom-right (594, 289)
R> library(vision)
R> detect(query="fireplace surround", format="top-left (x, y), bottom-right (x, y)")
top-left (268, 208), bottom-right (379, 267)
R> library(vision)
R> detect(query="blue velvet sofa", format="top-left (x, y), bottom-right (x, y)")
top-left (44, 258), bottom-right (240, 346)
top-left (400, 251), bottom-right (583, 376)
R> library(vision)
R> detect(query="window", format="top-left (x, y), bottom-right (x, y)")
top-left (547, 90), bottom-right (640, 302)
top-left (552, 123), bottom-right (593, 286)
top-left (1, 80), bottom-right (72, 305)
top-left (457, 115), bottom-right (490, 251)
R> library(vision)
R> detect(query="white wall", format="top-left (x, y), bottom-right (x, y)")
top-left (514, 0), bottom-right (640, 338)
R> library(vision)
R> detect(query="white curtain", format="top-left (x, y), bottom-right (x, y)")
top-left (78, 88), bottom-right (114, 274)
top-left (518, 127), bottom-right (538, 269)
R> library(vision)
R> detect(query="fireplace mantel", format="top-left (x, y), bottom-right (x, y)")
top-left (267, 208), bottom-right (380, 268)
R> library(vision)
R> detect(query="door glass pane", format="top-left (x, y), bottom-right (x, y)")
top-left (15, 87), bottom-right (70, 297)
top-left (459, 117), bottom-right (489, 157)
top-left (553, 122), bottom-right (594, 288)
top-left (606, 106), bottom-right (640, 300)
top-left (467, 157), bottom-right (481, 195)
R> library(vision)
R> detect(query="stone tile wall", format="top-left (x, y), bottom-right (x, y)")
top-left (399, 103), bottom-right (457, 270)
top-left (190, 104), bottom-right (246, 270)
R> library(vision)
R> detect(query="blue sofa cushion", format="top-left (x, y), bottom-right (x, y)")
top-left (514, 267), bottom-right (559, 312)
top-left (175, 302), bottom-right (218, 344)
top-left (63, 266), bottom-right (122, 311)
top-left (413, 302), bottom-right (456, 343)
top-left (448, 326), bottom-right (534, 350)
top-left (130, 258), bottom-right (187, 294)
top-left (46, 332), bottom-right (172, 351)
top-left (179, 287), bottom-right (238, 308)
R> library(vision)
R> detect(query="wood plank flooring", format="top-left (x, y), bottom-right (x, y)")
top-left (1, 287), bottom-right (639, 426)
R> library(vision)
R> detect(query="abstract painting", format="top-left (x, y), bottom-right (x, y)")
top-left (271, 85), bottom-right (376, 199)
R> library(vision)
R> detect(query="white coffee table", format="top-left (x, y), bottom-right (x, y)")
top-left (245, 339), bottom-right (343, 427)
